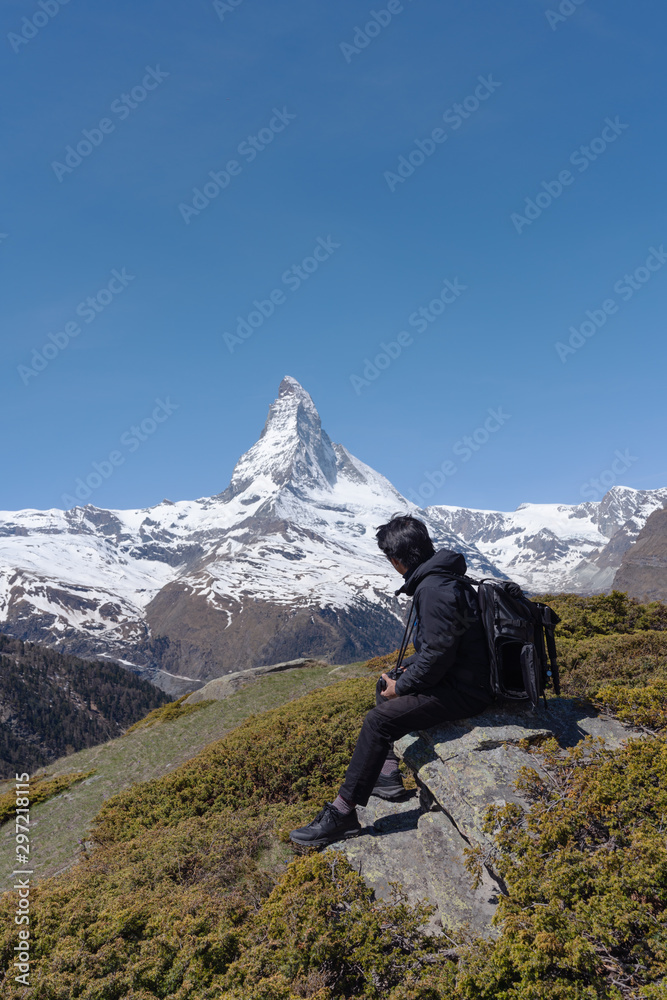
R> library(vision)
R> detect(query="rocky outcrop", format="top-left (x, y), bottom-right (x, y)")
top-left (613, 505), bottom-right (667, 601)
top-left (330, 698), bottom-right (636, 939)
top-left (183, 657), bottom-right (328, 703)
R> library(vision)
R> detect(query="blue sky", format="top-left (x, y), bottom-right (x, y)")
top-left (2, 0), bottom-right (665, 512)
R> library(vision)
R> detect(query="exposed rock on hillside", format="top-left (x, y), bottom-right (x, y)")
top-left (613, 505), bottom-right (667, 601)
top-left (331, 698), bottom-right (636, 939)
top-left (184, 657), bottom-right (328, 702)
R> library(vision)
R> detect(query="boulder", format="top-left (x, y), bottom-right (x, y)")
top-left (329, 697), bottom-right (637, 940)
top-left (184, 657), bottom-right (328, 703)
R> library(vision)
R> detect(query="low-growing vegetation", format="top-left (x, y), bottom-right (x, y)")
top-left (535, 590), bottom-right (667, 640)
top-left (1, 593), bottom-right (667, 998)
top-left (536, 593), bottom-right (667, 729)
top-left (0, 770), bottom-right (95, 825)
top-left (124, 694), bottom-right (215, 734)
top-left (91, 676), bottom-right (377, 845)
top-left (464, 734), bottom-right (667, 999)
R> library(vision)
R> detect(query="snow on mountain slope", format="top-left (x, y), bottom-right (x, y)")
top-left (0, 378), bottom-right (497, 679)
top-left (427, 486), bottom-right (667, 593)
top-left (1, 376), bottom-right (664, 681)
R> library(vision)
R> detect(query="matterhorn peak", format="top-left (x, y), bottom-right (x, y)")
top-left (259, 375), bottom-right (319, 434)
top-left (225, 376), bottom-right (339, 497)
top-left (273, 374), bottom-right (310, 400)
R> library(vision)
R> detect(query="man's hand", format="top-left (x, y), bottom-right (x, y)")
top-left (380, 673), bottom-right (398, 699)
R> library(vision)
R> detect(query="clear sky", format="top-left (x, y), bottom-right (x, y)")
top-left (2, 0), bottom-right (665, 513)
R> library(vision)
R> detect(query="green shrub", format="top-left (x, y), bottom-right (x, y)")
top-left (92, 676), bottom-right (376, 845)
top-left (224, 852), bottom-right (448, 999)
top-left (216, 973), bottom-right (332, 999)
top-left (464, 735), bottom-right (667, 998)
top-left (533, 591), bottom-right (667, 640)
top-left (0, 818), bottom-right (447, 999)
top-left (0, 808), bottom-right (273, 999)
top-left (0, 770), bottom-right (95, 826)
top-left (556, 631), bottom-right (667, 696)
top-left (593, 681), bottom-right (667, 730)
top-left (550, 625), bottom-right (667, 730)
top-left (124, 694), bottom-right (214, 734)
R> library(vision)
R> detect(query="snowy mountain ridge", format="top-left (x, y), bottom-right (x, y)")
top-left (428, 485), bottom-right (667, 594)
top-left (1, 377), bottom-right (664, 683)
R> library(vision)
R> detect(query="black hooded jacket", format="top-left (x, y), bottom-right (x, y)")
top-left (393, 549), bottom-right (492, 699)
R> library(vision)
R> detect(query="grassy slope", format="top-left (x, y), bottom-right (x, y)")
top-left (0, 662), bottom-right (367, 887)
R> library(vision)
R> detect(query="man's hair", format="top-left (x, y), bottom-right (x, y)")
top-left (375, 514), bottom-right (435, 574)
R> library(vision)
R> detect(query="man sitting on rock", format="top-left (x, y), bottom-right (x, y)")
top-left (290, 514), bottom-right (494, 848)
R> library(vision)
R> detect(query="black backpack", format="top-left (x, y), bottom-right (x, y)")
top-left (473, 578), bottom-right (561, 709)
top-left (395, 576), bottom-right (561, 710)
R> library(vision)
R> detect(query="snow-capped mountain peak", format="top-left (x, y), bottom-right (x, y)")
top-left (0, 377), bottom-right (664, 685)
top-left (226, 376), bottom-right (339, 497)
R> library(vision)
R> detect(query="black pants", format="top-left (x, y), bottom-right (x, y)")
top-left (338, 677), bottom-right (492, 807)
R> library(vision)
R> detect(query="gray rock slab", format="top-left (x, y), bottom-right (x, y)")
top-left (539, 697), bottom-right (635, 749)
top-left (396, 697), bottom-right (638, 765)
top-left (417, 811), bottom-right (502, 939)
top-left (332, 697), bottom-right (640, 940)
top-left (329, 795), bottom-right (502, 938)
top-left (329, 797), bottom-right (427, 909)
top-left (415, 742), bottom-right (549, 849)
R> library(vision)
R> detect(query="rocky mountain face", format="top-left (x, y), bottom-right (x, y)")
top-left (613, 505), bottom-right (667, 601)
top-left (0, 376), bottom-right (664, 685)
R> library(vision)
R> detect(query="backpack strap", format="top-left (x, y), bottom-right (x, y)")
top-left (543, 616), bottom-right (561, 697)
top-left (535, 603), bottom-right (561, 697)
top-left (396, 601), bottom-right (417, 672)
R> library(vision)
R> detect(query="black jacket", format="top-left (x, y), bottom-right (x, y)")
top-left (394, 549), bottom-right (492, 699)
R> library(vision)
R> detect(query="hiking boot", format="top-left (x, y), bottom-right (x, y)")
top-left (371, 770), bottom-right (409, 800)
top-left (289, 802), bottom-right (361, 848)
